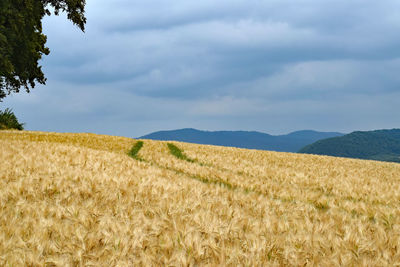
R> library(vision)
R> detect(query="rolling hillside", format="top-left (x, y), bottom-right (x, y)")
top-left (139, 128), bottom-right (344, 152)
top-left (1, 130), bottom-right (400, 265)
top-left (299, 129), bottom-right (400, 163)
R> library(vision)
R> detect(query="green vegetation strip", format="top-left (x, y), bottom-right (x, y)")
top-left (128, 141), bottom-right (144, 159)
top-left (167, 143), bottom-right (196, 163)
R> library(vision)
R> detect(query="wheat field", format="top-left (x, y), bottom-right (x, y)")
top-left (1, 130), bottom-right (399, 266)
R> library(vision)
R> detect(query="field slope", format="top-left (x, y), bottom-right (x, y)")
top-left (1, 131), bottom-right (400, 266)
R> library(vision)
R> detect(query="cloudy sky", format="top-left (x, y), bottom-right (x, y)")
top-left (3, 0), bottom-right (400, 137)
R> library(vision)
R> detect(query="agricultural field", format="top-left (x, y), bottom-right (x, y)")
top-left (1, 130), bottom-right (400, 266)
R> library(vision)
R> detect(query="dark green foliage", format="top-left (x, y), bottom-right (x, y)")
top-left (0, 108), bottom-right (24, 130)
top-left (299, 129), bottom-right (400, 163)
top-left (167, 143), bottom-right (195, 163)
top-left (0, 0), bottom-right (86, 101)
top-left (128, 141), bottom-right (144, 159)
top-left (43, 0), bottom-right (86, 31)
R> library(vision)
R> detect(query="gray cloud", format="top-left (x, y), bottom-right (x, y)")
top-left (2, 0), bottom-right (400, 137)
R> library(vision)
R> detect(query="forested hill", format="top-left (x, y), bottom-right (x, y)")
top-left (299, 129), bottom-right (400, 163)
top-left (139, 128), bottom-right (344, 152)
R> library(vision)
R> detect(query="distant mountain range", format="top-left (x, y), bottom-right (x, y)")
top-left (299, 129), bottom-right (400, 163)
top-left (139, 128), bottom-right (344, 153)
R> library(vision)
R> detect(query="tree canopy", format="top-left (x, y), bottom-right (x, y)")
top-left (0, 0), bottom-right (86, 101)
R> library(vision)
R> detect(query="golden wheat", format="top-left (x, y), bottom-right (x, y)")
top-left (1, 131), bottom-right (399, 266)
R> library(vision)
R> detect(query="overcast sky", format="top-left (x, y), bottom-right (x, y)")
top-left (2, 0), bottom-right (400, 137)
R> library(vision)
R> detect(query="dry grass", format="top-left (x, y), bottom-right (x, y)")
top-left (1, 131), bottom-right (400, 266)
